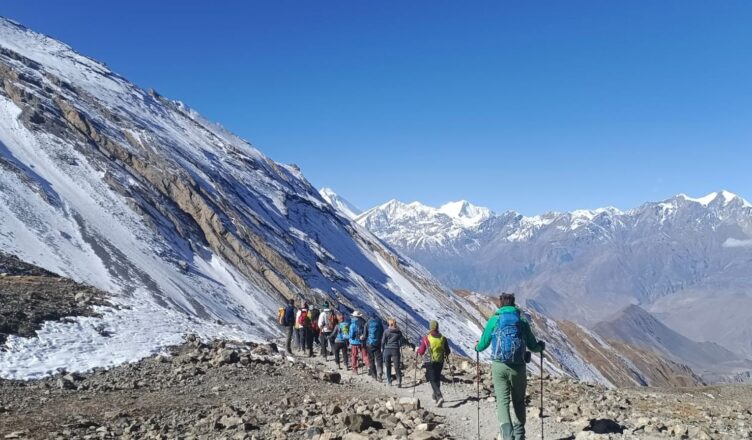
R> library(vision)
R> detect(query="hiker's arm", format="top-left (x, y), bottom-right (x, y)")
top-left (416, 336), bottom-right (427, 356)
top-left (445, 338), bottom-right (451, 357)
top-left (475, 316), bottom-right (498, 352)
top-left (522, 321), bottom-right (544, 353)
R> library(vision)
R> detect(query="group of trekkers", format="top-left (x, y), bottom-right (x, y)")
top-left (278, 292), bottom-right (545, 440)
top-left (278, 299), bottom-right (452, 405)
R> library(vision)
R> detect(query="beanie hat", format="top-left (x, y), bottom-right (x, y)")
top-left (429, 320), bottom-right (439, 331)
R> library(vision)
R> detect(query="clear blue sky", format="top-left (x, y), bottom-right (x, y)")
top-left (4, 1), bottom-right (752, 214)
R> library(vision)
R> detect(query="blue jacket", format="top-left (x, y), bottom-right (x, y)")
top-left (349, 317), bottom-right (365, 346)
top-left (333, 321), bottom-right (350, 343)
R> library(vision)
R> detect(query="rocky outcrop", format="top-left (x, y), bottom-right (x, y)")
top-left (0, 253), bottom-right (108, 345)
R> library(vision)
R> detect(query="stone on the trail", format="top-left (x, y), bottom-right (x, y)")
top-left (344, 414), bottom-right (373, 432)
top-left (3, 432), bottom-right (27, 439)
top-left (398, 397), bottom-right (421, 411)
top-left (57, 377), bottom-right (75, 390)
top-left (212, 349), bottom-right (240, 366)
top-left (670, 424), bottom-right (689, 437)
top-left (319, 371), bottom-right (341, 384)
top-left (415, 422), bottom-right (435, 431)
top-left (305, 426), bottom-right (323, 438)
top-left (408, 431), bottom-right (440, 440)
top-left (585, 418), bottom-right (624, 434)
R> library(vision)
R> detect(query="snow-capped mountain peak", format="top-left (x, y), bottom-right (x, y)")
top-left (438, 200), bottom-right (493, 227)
top-left (318, 187), bottom-right (362, 220)
top-left (676, 190), bottom-right (750, 207)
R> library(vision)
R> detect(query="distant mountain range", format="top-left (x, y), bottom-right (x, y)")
top-left (325, 190), bottom-right (752, 364)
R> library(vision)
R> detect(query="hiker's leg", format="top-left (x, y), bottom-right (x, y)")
top-left (351, 346), bottom-right (358, 373)
top-left (385, 350), bottom-right (394, 383)
top-left (319, 332), bottom-right (327, 356)
top-left (492, 361), bottom-right (514, 440)
top-left (361, 346), bottom-right (370, 370)
top-left (374, 348), bottom-right (383, 379)
top-left (435, 362), bottom-right (444, 399)
top-left (286, 326), bottom-right (293, 353)
top-left (423, 364), bottom-right (434, 399)
top-left (510, 363), bottom-right (527, 440)
top-left (367, 346), bottom-right (376, 377)
top-left (333, 342), bottom-right (341, 365)
top-left (395, 351), bottom-right (402, 385)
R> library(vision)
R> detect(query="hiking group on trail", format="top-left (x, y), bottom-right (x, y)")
top-left (278, 291), bottom-right (546, 440)
top-left (279, 300), bottom-right (416, 387)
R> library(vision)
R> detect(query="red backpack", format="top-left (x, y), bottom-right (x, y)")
top-left (297, 310), bottom-right (308, 327)
top-left (327, 313), bottom-right (338, 332)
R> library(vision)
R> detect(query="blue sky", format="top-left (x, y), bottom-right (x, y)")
top-left (3, 1), bottom-right (751, 214)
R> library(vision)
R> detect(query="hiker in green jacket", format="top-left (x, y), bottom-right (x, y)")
top-left (475, 293), bottom-right (545, 440)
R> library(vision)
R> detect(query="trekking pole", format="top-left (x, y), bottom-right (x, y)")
top-left (446, 356), bottom-right (457, 397)
top-left (476, 351), bottom-right (481, 440)
top-left (412, 352), bottom-right (419, 398)
top-left (540, 349), bottom-right (545, 440)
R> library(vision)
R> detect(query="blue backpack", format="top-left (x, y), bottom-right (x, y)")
top-left (491, 308), bottom-right (526, 364)
top-left (366, 319), bottom-right (384, 346)
top-left (349, 318), bottom-right (363, 344)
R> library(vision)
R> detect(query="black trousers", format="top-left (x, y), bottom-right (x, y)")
top-left (383, 348), bottom-right (402, 384)
top-left (304, 328), bottom-right (314, 356)
top-left (333, 341), bottom-right (349, 367)
top-left (295, 328), bottom-right (303, 351)
top-left (425, 361), bottom-right (444, 400)
top-left (286, 325), bottom-right (294, 352)
top-left (320, 332), bottom-right (332, 356)
top-left (367, 345), bottom-right (383, 378)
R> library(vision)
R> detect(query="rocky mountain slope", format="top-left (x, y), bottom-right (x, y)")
top-left (354, 190), bottom-right (752, 359)
top-left (593, 305), bottom-right (752, 381)
top-left (0, 17), bottom-right (490, 379)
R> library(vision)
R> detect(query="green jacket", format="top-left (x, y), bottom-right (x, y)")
top-left (475, 306), bottom-right (544, 353)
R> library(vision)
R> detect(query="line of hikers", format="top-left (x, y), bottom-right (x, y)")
top-left (279, 292), bottom-right (546, 440)
top-left (278, 299), bottom-right (452, 406)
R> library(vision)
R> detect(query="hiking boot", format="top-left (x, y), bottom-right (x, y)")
top-left (437, 397), bottom-right (444, 408)
top-left (500, 423), bottom-right (514, 440)
top-left (397, 380), bottom-right (402, 388)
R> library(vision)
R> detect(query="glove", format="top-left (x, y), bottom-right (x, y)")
top-left (538, 340), bottom-right (546, 351)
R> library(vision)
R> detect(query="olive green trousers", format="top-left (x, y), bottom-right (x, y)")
top-left (491, 361), bottom-right (527, 440)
